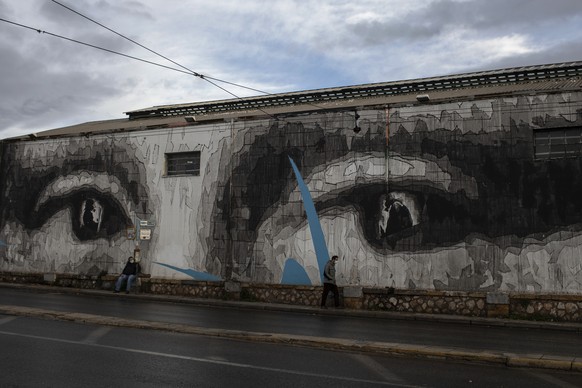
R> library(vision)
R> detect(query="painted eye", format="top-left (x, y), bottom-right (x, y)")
top-left (316, 183), bottom-right (480, 251)
top-left (34, 189), bottom-right (132, 241)
top-left (71, 191), bottom-right (131, 241)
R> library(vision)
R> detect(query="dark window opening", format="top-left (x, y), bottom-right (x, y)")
top-left (166, 151), bottom-right (201, 176)
top-left (534, 127), bottom-right (582, 160)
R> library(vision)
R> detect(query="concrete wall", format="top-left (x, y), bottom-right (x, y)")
top-left (1, 92), bottom-right (582, 295)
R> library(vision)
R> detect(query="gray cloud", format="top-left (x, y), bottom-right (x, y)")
top-left (39, 0), bottom-right (154, 27)
top-left (466, 39), bottom-right (582, 73)
top-left (0, 34), bottom-right (121, 136)
top-left (1, 0), bottom-right (581, 139)
top-left (347, 0), bottom-right (582, 46)
top-left (0, 0), bottom-right (162, 138)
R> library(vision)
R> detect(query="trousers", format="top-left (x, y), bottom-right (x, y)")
top-left (115, 274), bottom-right (136, 292)
top-left (320, 282), bottom-right (339, 307)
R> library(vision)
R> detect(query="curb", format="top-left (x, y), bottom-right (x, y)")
top-left (1, 304), bottom-right (581, 372)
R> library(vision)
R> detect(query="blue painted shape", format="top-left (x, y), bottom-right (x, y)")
top-left (288, 156), bottom-right (330, 282)
top-left (281, 258), bottom-right (312, 285)
top-left (153, 262), bottom-right (221, 281)
top-left (0, 241), bottom-right (6, 247)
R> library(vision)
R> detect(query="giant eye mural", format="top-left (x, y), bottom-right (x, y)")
top-left (1, 93), bottom-right (582, 294)
top-left (0, 141), bottom-right (150, 274)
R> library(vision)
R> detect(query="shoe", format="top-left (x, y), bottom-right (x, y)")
top-left (113, 290), bottom-right (119, 293)
top-left (320, 306), bottom-right (327, 309)
top-left (125, 291), bottom-right (130, 294)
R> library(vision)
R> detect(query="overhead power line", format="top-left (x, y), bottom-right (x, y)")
top-left (49, 0), bottom-right (333, 116)
top-left (1, 2), bottom-right (351, 121)
top-left (0, 16), bottom-right (283, 120)
top-left (0, 17), bottom-right (200, 77)
top-left (50, 0), bottom-right (278, 100)
top-left (49, 1), bottom-right (287, 121)
top-left (50, 0), bottom-right (272, 96)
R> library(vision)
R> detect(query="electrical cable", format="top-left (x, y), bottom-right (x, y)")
top-left (50, 0), bottom-right (270, 96)
top-left (0, 16), bottom-right (281, 121)
top-left (0, 16), bottom-right (575, 127)
top-left (0, 17), bottom-right (202, 77)
top-left (1, 9), bottom-right (350, 124)
top-left (49, 0), bottom-right (333, 115)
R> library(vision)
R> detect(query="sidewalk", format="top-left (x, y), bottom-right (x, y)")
top-left (1, 282), bottom-right (582, 372)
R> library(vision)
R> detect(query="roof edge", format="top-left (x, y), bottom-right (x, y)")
top-left (125, 61), bottom-right (582, 119)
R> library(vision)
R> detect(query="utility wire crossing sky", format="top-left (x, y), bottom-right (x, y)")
top-left (1, 0), bottom-right (582, 139)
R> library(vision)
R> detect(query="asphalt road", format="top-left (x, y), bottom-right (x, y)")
top-left (1, 286), bottom-right (582, 360)
top-left (2, 314), bottom-right (581, 387)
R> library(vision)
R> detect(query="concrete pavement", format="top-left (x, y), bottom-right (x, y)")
top-left (1, 282), bottom-right (581, 372)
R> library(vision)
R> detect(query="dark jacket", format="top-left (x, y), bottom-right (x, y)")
top-left (122, 261), bottom-right (140, 276)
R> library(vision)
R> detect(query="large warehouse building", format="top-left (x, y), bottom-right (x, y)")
top-left (1, 61), bottom-right (582, 312)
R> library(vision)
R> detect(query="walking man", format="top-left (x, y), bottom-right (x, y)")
top-left (320, 255), bottom-right (340, 308)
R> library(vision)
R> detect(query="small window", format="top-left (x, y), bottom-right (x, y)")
top-left (166, 151), bottom-right (201, 176)
top-left (534, 127), bottom-right (582, 160)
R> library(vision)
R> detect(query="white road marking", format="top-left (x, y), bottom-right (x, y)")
top-left (351, 353), bottom-right (406, 384)
top-left (82, 326), bottom-right (112, 344)
top-left (0, 316), bottom-right (17, 325)
top-left (0, 329), bottom-right (422, 387)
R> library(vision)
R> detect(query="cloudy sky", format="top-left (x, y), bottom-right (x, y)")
top-left (1, 0), bottom-right (582, 139)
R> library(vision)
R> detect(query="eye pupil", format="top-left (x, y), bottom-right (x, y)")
top-left (386, 201), bottom-right (413, 234)
top-left (379, 199), bottom-right (413, 238)
top-left (80, 198), bottom-right (104, 235)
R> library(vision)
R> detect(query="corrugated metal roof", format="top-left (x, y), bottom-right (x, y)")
top-left (6, 61), bottom-right (582, 141)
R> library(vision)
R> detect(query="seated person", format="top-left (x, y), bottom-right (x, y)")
top-left (114, 256), bottom-right (140, 294)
